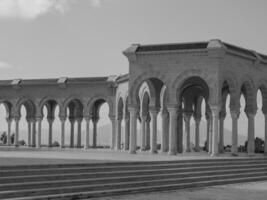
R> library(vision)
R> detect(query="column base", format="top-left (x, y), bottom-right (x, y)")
top-left (248, 152), bottom-right (255, 157)
top-left (168, 150), bottom-right (177, 155)
top-left (231, 152), bottom-right (239, 157)
top-left (84, 146), bottom-right (89, 149)
top-left (129, 150), bottom-right (136, 154)
top-left (149, 150), bottom-right (158, 154)
top-left (185, 149), bottom-right (191, 153)
top-left (210, 153), bottom-right (219, 157)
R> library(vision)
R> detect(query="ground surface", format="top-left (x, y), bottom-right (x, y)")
top-left (0, 146), bottom-right (263, 166)
top-left (92, 181), bottom-right (267, 200)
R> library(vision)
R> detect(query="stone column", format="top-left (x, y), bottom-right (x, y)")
top-left (161, 109), bottom-right (169, 153)
top-left (246, 111), bottom-right (256, 155)
top-left (145, 115), bottom-right (151, 150)
top-left (60, 117), bottom-right (66, 148)
top-left (84, 116), bottom-right (91, 149)
top-left (167, 107), bottom-right (178, 155)
top-left (205, 113), bottom-right (210, 152)
top-left (194, 117), bottom-right (201, 152)
top-left (69, 118), bottom-right (75, 148)
top-left (92, 117), bottom-right (98, 148)
top-left (47, 118), bottom-right (54, 147)
top-left (208, 114), bottom-right (213, 154)
top-left (264, 113), bottom-right (267, 155)
top-left (230, 110), bottom-right (239, 155)
top-left (124, 117), bottom-right (130, 150)
top-left (36, 117), bottom-right (42, 148)
top-left (13, 116), bottom-right (20, 147)
top-left (115, 117), bottom-right (122, 150)
top-left (31, 119), bottom-right (36, 147)
top-left (177, 109), bottom-right (183, 153)
top-left (184, 112), bottom-right (192, 152)
top-left (219, 111), bottom-right (226, 153)
top-left (150, 108), bottom-right (158, 154)
top-left (26, 118), bottom-right (32, 147)
top-left (140, 115), bottom-right (146, 151)
top-left (109, 115), bottom-right (116, 150)
top-left (210, 106), bottom-right (220, 156)
top-left (76, 118), bottom-right (82, 148)
top-left (6, 118), bottom-right (12, 146)
top-left (128, 107), bottom-right (137, 154)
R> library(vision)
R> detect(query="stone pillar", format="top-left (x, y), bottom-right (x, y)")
top-left (145, 115), bottom-right (151, 150)
top-left (115, 117), bottom-right (122, 150)
top-left (194, 117), bottom-right (201, 152)
top-left (140, 115), bottom-right (146, 151)
top-left (47, 118), bottom-right (54, 147)
top-left (246, 111), bottom-right (256, 155)
top-left (205, 113), bottom-right (210, 152)
top-left (264, 114), bottom-right (267, 155)
top-left (31, 119), bottom-right (36, 147)
top-left (210, 106), bottom-right (220, 156)
top-left (177, 109), bottom-right (183, 153)
top-left (60, 117), bottom-right (66, 148)
top-left (167, 107), bottom-right (178, 155)
top-left (109, 115), bottom-right (116, 149)
top-left (184, 112), bottom-right (192, 152)
top-left (36, 117), bottom-right (42, 148)
top-left (84, 116), bottom-right (91, 149)
top-left (219, 111), bottom-right (226, 153)
top-left (161, 110), bottom-right (169, 153)
top-left (92, 117), bottom-right (98, 148)
top-left (6, 118), bottom-right (12, 146)
top-left (230, 110), bottom-right (239, 155)
top-left (124, 117), bottom-right (130, 150)
top-left (13, 116), bottom-right (20, 147)
top-left (150, 108), bottom-right (158, 154)
top-left (129, 107), bottom-right (137, 154)
top-left (69, 118), bottom-right (75, 148)
top-left (76, 118), bottom-right (82, 148)
top-left (208, 114), bottom-right (213, 154)
top-left (26, 118), bottom-right (32, 147)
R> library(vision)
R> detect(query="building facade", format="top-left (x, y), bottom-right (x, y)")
top-left (1, 39), bottom-right (267, 156)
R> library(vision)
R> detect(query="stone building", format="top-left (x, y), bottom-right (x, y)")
top-left (1, 39), bottom-right (267, 156)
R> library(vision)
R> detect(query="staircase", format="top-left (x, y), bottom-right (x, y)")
top-left (0, 157), bottom-right (267, 199)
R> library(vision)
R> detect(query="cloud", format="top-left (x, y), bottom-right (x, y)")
top-left (90, 0), bottom-right (101, 7)
top-left (0, 61), bottom-right (12, 69)
top-left (0, 0), bottom-right (73, 20)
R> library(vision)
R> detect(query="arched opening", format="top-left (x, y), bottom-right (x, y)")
top-left (178, 76), bottom-right (209, 153)
top-left (65, 99), bottom-right (83, 148)
top-left (0, 101), bottom-right (11, 146)
top-left (89, 99), bottom-right (110, 148)
top-left (17, 100), bottom-right (36, 147)
top-left (135, 77), bottom-right (165, 153)
top-left (40, 100), bottom-right (59, 148)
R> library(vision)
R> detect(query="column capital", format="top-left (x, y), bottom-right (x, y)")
top-left (230, 110), bottom-right (240, 119)
top-left (210, 105), bottom-right (220, 117)
top-left (47, 117), bottom-right (55, 124)
top-left (194, 117), bottom-right (201, 123)
top-left (6, 117), bottom-right (12, 123)
top-left (59, 116), bottom-right (66, 122)
top-left (128, 106), bottom-right (138, 117)
top-left (219, 111), bottom-right (226, 120)
top-left (167, 106), bottom-right (178, 115)
top-left (76, 117), bottom-right (83, 123)
top-left (183, 111), bottom-right (193, 123)
top-left (84, 115), bottom-right (92, 122)
top-left (36, 116), bottom-right (43, 122)
top-left (12, 115), bottom-right (21, 122)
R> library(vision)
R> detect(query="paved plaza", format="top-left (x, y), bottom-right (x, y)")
top-left (93, 181), bottom-right (267, 200)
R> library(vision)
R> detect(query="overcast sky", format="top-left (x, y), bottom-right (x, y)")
top-left (0, 0), bottom-right (267, 143)
top-left (0, 0), bottom-right (266, 80)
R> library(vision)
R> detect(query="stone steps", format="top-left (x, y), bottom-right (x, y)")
top-left (0, 158), bottom-right (266, 199)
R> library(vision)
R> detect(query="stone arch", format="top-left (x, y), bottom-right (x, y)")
top-left (116, 97), bottom-right (124, 120)
top-left (38, 96), bottom-right (61, 119)
top-left (171, 69), bottom-right (214, 106)
top-left (15, 97), bottom-right (36, 118)
top-left (256, 79), bottom-right (267, 113)
top-left (129, 71), bottom-right (169, 106)
top-left (0, 100), bottom-right (13, 119)
top-left (86, 96), bottom-right (114, 118)
top-left (239, 75), bottom-right (257, 113)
